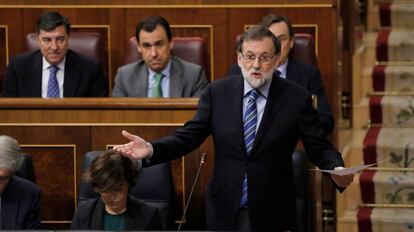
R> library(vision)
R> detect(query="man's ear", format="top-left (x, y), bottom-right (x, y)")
top-left (237, 52), bottom-right (243, 68)
top-left (136, 42), bottom-right (142, 54)
top-left (273, 54), bottom-right (281, 69)
top-left (36, 35), bottom-right (42, 47)
top-left (289, 36), bottom-right (295, 49)
top-left (169, 40), bottom-right (174, 50)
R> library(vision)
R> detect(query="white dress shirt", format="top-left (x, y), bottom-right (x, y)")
top-left (277, 59), bottom-right (289, 79)
top-left (41, 57), bottom-right (66, 98)
top-left (242, 79), bottom-right (272, 132)
top-left (147, 60), bottom-right (172, 98)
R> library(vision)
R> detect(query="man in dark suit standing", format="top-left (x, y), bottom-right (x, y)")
top-left (114, 26), bottom-right (354, 231)
top-left (112, 16), bottom-right (208, 98)
top-left (229, 14), bottom-right (334, 135)
top-left (2, 11), bottom-right (108, 97)
top-left (0, 135), bottom-right (41, 229)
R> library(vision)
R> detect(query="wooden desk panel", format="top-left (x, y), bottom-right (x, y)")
top-left (0, 98), bottom-right (213, 229)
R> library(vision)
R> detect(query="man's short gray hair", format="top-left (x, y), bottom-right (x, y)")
top-left (236, 25), bottom-right (281, 55)
top-left (0, 135), bottom-right (22, 172)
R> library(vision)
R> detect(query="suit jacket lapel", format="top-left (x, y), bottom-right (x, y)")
top-left (63, 51), bottom-right (81, 97)
top-left (169, 58), bottom-right (183, 97)
top-left (123, 206), bottom-right (140, 230)
top-left (253, 72), bottom-right (286, 152)
top-left (2, 177), bottom-right (18, 229)
top-left (27, 53), bottom-right (43, 97)
top-left (286, 59), bottom-right (298, 82)
top-left (135, 64), bottom-right (149, 97)
top-left (230, 75), bottom-right (246, 156)
top-left (90, 199), bottom-right (105, 230)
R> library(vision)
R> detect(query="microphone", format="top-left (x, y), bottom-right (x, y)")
top-left (178, 152), bottom-right (207, 231)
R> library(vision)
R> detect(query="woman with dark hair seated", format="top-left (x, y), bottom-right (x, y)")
top-left (70, 149), bottom-right (162, 230)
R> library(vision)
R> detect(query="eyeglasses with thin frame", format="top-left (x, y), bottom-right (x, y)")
top-left (241, 53), bottom-right (275, 65)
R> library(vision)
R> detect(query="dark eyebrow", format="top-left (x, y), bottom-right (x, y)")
top-left (154, 40), bottom-right (165, 45)
top-left (141, 40), bottom-right (165, 46)
top-left (277, 35), bottom-right (287, 40)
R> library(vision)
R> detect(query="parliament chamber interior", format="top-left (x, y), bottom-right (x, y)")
top-left (0, 0), bottom-right (412, 231)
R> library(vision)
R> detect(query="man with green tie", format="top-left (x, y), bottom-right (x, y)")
top-left (112, 16), bottom-right (208, 98)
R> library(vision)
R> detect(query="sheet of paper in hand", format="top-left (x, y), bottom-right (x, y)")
top-left (319, 163), bottom-right (377, 176)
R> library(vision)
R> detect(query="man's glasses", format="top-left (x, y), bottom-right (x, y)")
top-left (241, 53), bottom-right (275, 65)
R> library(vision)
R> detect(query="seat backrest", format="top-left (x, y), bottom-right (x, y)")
top-left (25, 32), bottom-right (106, 68)
top-left (15, 153), bottom-right (36, 183)
top-left (78, 151), bottom-right (174, 230)
top-left (124, 36), bottom-right (210, 80)
top-left (289, 33), bottom-right (317, 66)
top-left (292, 150), bottom-right (311, 232)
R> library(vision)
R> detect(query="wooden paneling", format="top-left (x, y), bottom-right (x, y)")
top-left (22, 145), bottom-right (77, 222)
top-left (0, 0), bottom-right (336, 5)
top-left (0, 98), bottom-right (214, 229)
top-left (0, 5), bottom-right (339, 114)
top-left (0, 26), bottom-right (7, 75)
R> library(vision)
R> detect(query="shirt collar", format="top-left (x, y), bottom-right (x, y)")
top-left (277, 59), bottom-right (288, 78)
top-left (42, 56), bottom-right (66, 71)
top-left (148, 60), bottom-right (171, 78)
top-left (243, 77), bottom-right (271, 99)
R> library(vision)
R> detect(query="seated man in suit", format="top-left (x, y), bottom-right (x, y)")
top-left (112, 16), bottom-right (208, 97)
top-left (229, 14), bottom-right (334, 135)
top-left (0, 135), bottom-right (41, 229)
top-left (2, 11), bottom-right (108, 97)
top-left (70, 149), bottom-right (162, 230)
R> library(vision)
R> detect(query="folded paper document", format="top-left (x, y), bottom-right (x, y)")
top-left (318, 163), bottom-right (376, 176)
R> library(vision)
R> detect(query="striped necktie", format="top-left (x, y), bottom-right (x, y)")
top-left (240, 90), bottom-right (259, 207)
top-left (151, 73), bottom-right (164, 97)
top-left (47, 65), bottom-right (59, 98)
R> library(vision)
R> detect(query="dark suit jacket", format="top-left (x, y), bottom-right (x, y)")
top-left (145, 73), bottom-right (344, 231)
top-left (229, 60), bottom-right (334, 135)
top-left (70, 195), bottom-right (162, 230)
top-left (2, 50), bottom-right (108, 97)
top-left (1, 176), bottom-right (41, 229)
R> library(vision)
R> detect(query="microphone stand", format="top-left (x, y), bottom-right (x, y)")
top-left (178, 152), bottom-right (207, 231)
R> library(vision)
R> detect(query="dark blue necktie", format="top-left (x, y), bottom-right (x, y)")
top-left (47, 65), bottom-right (59, 98)
top-left (240, 90), bottom-right (259, 206)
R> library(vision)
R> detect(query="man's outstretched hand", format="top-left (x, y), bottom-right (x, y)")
top-left (113, 130), bottom-right (153, 160)
top-left (331, 166), bottom-right (354, 188)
